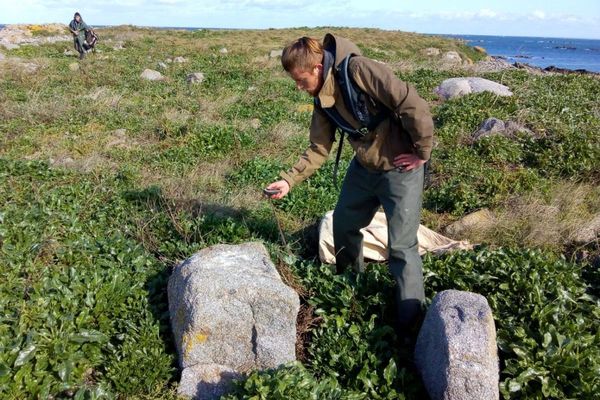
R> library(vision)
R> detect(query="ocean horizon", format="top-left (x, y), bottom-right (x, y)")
top-left (2, 24), bottom-right (598, 72)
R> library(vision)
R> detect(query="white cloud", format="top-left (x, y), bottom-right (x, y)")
top-left (531, 10), bottom-right (547, 20)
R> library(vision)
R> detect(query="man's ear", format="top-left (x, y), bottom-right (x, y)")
top-left (314, 63), bottom-right (324, 75)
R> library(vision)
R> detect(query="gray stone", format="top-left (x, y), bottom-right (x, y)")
top-left (269, 49), bottom-right (283, 58)
top-left (435, 77), bottom-right (513, 100)
top-left (168, 242), bottom-right (299, 400)
top-left (1, 41), bottom-right (20, 50)
top-left (186, 72), bottom-right (205, 84)
top-left (0, 52), bottom-right (4, 61)
top-left (415, 290), bottom-right (499, 400)
top-left (472, 118), bottom-right (535, 141)
top-left (442, 51), bottom-right (462, 63)
top-left (219, 47), bottom-right (228, 54)
top-left (572, 214), bottom-right (600, 245)
top-left (423, 47), bottom-right (441, 57)
top-left (174, 56), bottom-right (188, 63)
top-left (250, 118), bottom-right (261, 129)
top-left (444, 209), bottom-right (495, 237)
top-left (140, 68), bottom-right (164, 81)
top-left (63, 49), bottom-right (76, 56)
top-left (157, 61), bottom-right (168, 69)
top-left (68, 62), bottom-right (79, 71)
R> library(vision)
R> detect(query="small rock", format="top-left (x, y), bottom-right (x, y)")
top-left (165, 58), bottom-right (173, 63)
top-left (113, 128), bottom-right (127, 137)
top-left (415, 290), bottom-right (499, 400)
top-left (247, 86), bottom-right (257, 92)
top-left (174, 56), bottom-right (188, 63)
top-left (250, 119), bottom-right (261, 129)
top-left (0, 41), bottom-right (20, 50)
top-left (63, 49), bottom-right (76, 56)
top-left (112, 42), bottom-right (124, 51)
top-left (0, 52), bottom-right (5, 61)
top-left (140, 69), bottom-right (165, 81)
top-left (219, 47), bottom-right (228, 54)
top-left (442, 51), bottom-right (462, 63)
top-left (269, 49), bottom-right (283, 58)
top-left (472, 118), bottom-right (535, 141)
top-left (68, 62), bottom-right (80, 71)
top-left (473, 46), bottom-right (487, 54)
top-left (435, 77), bottom-right (513, 100)
top-left (186, 72), bottom-right (205, 84)
top-left (572, 214), bottom-right (600, 245)
top-left (445, 209), bottom-right (495, 237)
top-left (423, 47), bottom-right (440, 57)
top-left (157, 61), bottom-right (168, 69)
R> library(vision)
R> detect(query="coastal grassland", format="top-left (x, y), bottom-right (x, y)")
top-left (0, 26), bottom-right (598, 399)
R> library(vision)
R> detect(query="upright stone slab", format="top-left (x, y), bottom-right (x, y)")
top-left (415, 290), bottom-right (499, 400)
top-left (168, 242), bottom-right (299, 400)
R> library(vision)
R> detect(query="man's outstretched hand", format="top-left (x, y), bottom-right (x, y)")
top-left (265, 180), bottom-right (290, 199)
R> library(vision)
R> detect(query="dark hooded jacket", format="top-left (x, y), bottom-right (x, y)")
top-left (280, 33), bottom-right (434, 187)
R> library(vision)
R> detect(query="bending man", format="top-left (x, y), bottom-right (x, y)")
top-left (266, 34), bottom-right (434, 338)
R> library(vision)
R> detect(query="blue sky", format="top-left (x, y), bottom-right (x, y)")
top-left (1, 0), bottom-right (599, 39)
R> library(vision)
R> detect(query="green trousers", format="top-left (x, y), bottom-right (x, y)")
top-left (74, 34), bottom-right (86, 54)
top-left (333, 158), bottom-right (425, 329)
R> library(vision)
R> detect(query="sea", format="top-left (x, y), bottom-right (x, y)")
top-left (442, 34), bottom-right (600, 73)
top-left (2, 23), bottom-right (598, 73)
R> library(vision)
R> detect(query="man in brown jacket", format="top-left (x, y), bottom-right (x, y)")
top-left (266, 34), bottom-right (434, 337)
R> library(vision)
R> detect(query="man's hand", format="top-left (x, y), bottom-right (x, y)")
top-left (265, 180), bottom-right (290, 199)
top-left (393, 153), bottom-right (427, 172)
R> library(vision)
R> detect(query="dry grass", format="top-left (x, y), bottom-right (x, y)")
top-left (459, 182), bottom-right (600, 250)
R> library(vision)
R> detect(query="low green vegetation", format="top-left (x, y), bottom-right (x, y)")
top-left (0, 26), bottom-right (598, 399)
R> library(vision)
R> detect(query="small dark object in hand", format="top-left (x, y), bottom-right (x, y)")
top-left (263, 188), bottom-right (281, 197)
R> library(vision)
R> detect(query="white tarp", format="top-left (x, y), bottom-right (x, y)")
top-left (318, 211), bottom-right (472, 264)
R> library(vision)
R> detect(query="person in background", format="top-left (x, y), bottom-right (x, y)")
top-left (68, 12), bottom-right (91, 59)
top-left (266, 34), bottom-right (434, 344)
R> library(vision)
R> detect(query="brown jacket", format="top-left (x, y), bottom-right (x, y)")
top-left (281, 33), bottom-right (434, 188)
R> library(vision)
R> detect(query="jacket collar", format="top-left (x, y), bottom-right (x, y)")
top-left (317, 66), bottom-right (336, 108)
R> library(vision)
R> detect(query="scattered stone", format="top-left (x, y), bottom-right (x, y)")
top-left (435, 77), bottom-right (513, 100)
top-left (422, 47), bottom-right (440, 56)
top-left (473, 45), bottom-right (487, 54)
top-left (572, 214), bottom-right (600, 245)
top-left (68, 62), bottom-right (80, 71)
top-left (473, 56), bottom-right (516, 73)
top-left (174, 56), bottom-right (188, 63)
top-left (444, 209), bottom-right (495, 237)
top-left (471, 118), bottom-right (536, 141)
top-left (140, 68), bottom-right (165, 81)
top-left (157, 61), bottom-right (168, 69)
top-left (0, 52), bottom-right (5, 61)
top-left (442, 51), bottom-right (462, 63)
top-left (250, 118), bottom-right (261, 129)
top-left (106, 129), bottom-right (136, 149)
top-left (49, 156), bottom-right (75, 168)
top-left (168, 242), bottom-right (299, 400)
top-left (1, 41), bottom-right (20, 50)
top-left (165, 58), bottom-right (173, 63)
top-left (269, 49), bottom-right (283, 58)
top-left (219, 47), bottom-right (228, 54)
top-left (63, 49), bottom-right (76, 56)
top-left (20, 61), bottom-right (39, 74)
top-left (112, 42), bottom-right (125, 51)
top-left (247, 86), bottom-right (257, 92)
top-left (415, 290), bottom-right (499, 400)
top-left (186, 72), bottom-right (205, 84)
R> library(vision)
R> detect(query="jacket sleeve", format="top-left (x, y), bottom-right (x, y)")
top-left (349, 58), bottom-right (434, 160)
top-left (280, 107), bottom-right (335, 188)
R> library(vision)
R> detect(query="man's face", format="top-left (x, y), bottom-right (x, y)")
top-left (75, 15), bottom-right (81, 22)
top-left (289, 65), bottom-right (323, 97)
